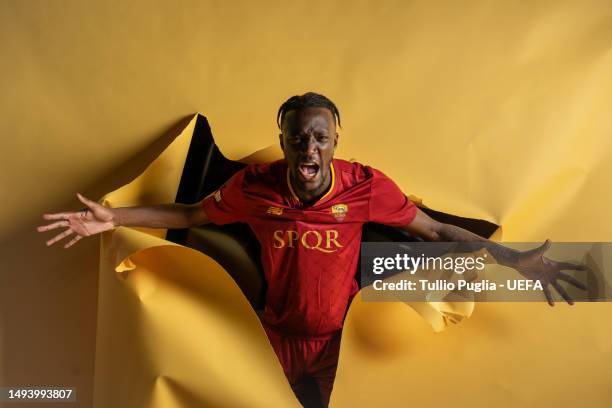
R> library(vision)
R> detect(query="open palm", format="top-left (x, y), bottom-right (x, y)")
top-left (515, 239), bottom-right (587, 306)
top-left (37, 193), bottom-right (115, 248)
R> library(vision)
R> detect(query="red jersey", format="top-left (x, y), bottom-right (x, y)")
top-left (202, 159), bottom-right (417, 338)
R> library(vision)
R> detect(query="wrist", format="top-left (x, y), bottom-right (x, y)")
top-left (109, 208), bottom-right (121, 228)
top-left (509, 250), bottom-right (523, 268)
top-left (496, 247), bottom-right (522, 269)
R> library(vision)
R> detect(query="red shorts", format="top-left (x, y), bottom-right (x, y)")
top-left (263, 323), bottom-right (342, 407)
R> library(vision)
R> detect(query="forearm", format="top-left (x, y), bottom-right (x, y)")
top-left (436, 223), bottom-right (520, 267)
top-left (111, 203), bottom-right (205, 229)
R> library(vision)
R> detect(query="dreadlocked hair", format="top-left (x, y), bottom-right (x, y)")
top-left (276, 92), bottom-right (341, 130)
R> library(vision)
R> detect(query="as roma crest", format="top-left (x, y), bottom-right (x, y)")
top-left (331, 204), bottom-right (348, 221)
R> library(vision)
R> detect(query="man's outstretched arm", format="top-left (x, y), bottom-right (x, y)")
top-left (401, 207), bottom-right (521, 267)
top-left (400, 207), bottom-right (586, 305)
top-left (37, 193), bottom-right (210, 248)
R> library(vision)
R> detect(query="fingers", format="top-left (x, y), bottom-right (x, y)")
top-left (77, 193), bottom-right (97, 209)
top-left (536, 239), bottom-right (551, 256)
top-left (64, 234), bottom-right (82, 248)
top-left (37, 220), bottom-right (69, 232)
top-left (557, 262), bottom-right (588, 271)
top-left (42, 193), bottom-right (96, 221)
top-left (46, 228), bottom-right (74, 246)
top-left (543, 285), bottom-right (554, 307)
top-left (551, 281), bottom-right (574, 305)
top-left (43, 212), bottom-right (75, 220)
top-left (557, 272), bottom-right (587, 290)
top-left (521, 239), bottom-right (552, 260)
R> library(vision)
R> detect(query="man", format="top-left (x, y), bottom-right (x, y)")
top-left (38, 92), bottom-right (585, 407)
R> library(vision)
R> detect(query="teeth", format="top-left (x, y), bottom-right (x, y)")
top-left (298, 163), bottom-right (318, 178)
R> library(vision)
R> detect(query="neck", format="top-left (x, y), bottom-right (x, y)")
top-left (297, 174), bottom-right (331, 203)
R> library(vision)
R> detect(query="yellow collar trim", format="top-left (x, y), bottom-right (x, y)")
top-left (286, 161), bottom-right (335, 204)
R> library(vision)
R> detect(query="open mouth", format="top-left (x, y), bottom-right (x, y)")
top-left (297, 162), bottom-right (320, 182)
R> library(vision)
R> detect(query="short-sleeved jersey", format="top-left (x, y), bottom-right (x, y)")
top-left (202, 159), bottom-right (417, 338)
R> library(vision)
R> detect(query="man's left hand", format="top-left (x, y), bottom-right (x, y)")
top-left (515, 239), bottom-right (587, 306)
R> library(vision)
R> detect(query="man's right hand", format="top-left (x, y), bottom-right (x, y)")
top-left (37, 193), bottom-right (115, 248)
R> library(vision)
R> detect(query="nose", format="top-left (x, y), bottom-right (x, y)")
top-left (297, 134), bottom-right (317, 156)
top-left (306, 136), bottom-right (317, 155)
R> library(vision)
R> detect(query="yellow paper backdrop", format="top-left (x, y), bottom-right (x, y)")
top-left (2, 1), bottom-right (612, 407)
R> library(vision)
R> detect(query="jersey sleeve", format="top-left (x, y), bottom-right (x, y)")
top-left (201, 169), bottom-right (248, 225)
top-left (367, 167), bottom-right (417, 226)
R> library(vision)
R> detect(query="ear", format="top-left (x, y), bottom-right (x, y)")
top-left (279, 133), bottom-right (284, 150)
top-left (333, 132), bottom-right (339, 150)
